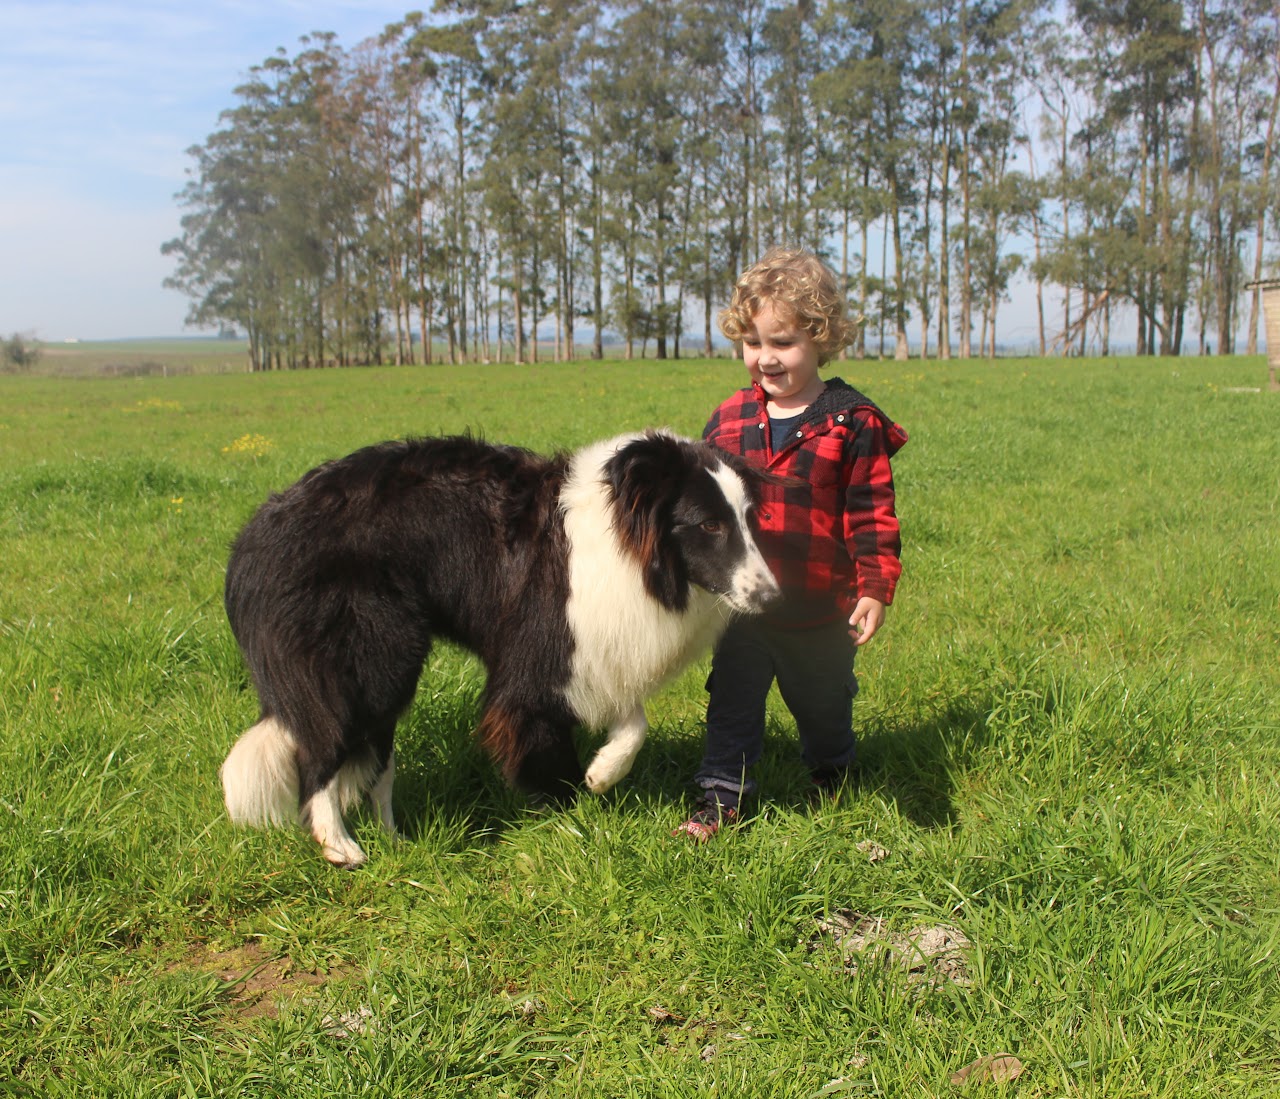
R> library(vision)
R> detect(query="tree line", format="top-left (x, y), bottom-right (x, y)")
top-left (162, 0), bottom-right (1280, 370)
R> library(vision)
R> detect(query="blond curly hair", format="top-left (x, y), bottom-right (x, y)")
top-left (718, 247), bottom-right (854, 364)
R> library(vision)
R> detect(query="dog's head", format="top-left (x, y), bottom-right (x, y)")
top-left (605, 431), bottom-right (780, 614)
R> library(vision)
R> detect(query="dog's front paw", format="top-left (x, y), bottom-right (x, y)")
top-left (584, 751), bottom-right (629, 794)
top-left (321, 837), bottom-right (368, 869)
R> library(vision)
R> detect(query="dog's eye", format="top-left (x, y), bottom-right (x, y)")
top-left (700, 520), bottom-right (724, 534)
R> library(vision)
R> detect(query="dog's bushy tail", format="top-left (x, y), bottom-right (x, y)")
top-left (220, 717), bottom-right (299, 828)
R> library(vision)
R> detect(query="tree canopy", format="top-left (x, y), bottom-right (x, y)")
top-left (163, 0), bottom-right (1280, 369)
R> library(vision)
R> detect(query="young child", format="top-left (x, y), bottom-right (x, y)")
top-left (676, 247), bottom-right (907, 840)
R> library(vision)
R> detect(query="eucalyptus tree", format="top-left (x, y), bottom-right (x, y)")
top-left (354, 34), bottom-right (415, 365)
top-left (593, 0), bottom-right (698, 360)
top-left (965, 0), bottom-right (1037, 355)
top-left (812, 3), bottom-right (875, 358)
top-left (825, 0), bottom-right (921, 359)
top-left (297, 33), bottom-right (392, 367)
top-left (376, 14), bottom-right (442, 363)
top-left (1190, 0), bottom-right (1279, 355)
top-left (762, 2), bottom-right (823, 247)
top-left (1073, 0), bottom-right (1197, 354)
top-left (165, 37), bottom-right (376, 369)
top-left (670, 3), bottom-right (737, 356)
top-left (480, 84), bottom-right (553, 366)
top-left (578, 12), bottom-right (610, 360)
top-left (946, 0), bottom-right (1033, 357)
top-left (469, 1), bottom-right (597, 363)
top-left (164, 0), bottom-right (1280, 368)
top-left (951, 0), bottom-right (978, 356)
top-left (715, 0), bottom-right (774, 273)
top-left (412, 8), bottom-right (492, 362)
top-left (589, 10), bottom-right (650, 359)
top-left (163, 100), bottom-right (279, 370)
top-left (531, 0), bottom-right (597, 362)
top-left (1028, 15), bottom-right (1085, 352)
top-left (907, 0), bottom-right (964, 358)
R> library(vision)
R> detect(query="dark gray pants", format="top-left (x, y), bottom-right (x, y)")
top-left (696, 615), bottom-right (859, 805)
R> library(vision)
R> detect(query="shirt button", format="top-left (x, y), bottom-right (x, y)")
top-left (837, 415), bottom-right (845, 423)
top-left (796, 430), bottom-right (803, 437)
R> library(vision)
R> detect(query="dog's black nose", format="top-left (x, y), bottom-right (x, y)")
top-left (750, 576), bottom-right (781, 610)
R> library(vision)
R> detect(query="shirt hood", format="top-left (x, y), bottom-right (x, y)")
top-left (751, 376), bottom-right (908, 456)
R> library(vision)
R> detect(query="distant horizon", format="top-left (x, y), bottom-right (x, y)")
top-left (29, 331), bottom-right (1244, 362)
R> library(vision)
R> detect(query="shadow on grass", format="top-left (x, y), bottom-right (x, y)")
top-left (389, 687), bottom-right (996, 843)
top-left (388, 702), bottom-right (526, 850)
top-left (847, 696), bottom-right (994, 829)
top-left (633, 695), bottom-right (993, 832)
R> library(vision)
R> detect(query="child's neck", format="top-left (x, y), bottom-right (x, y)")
top-left (767, 379), bottom-right (826, 417)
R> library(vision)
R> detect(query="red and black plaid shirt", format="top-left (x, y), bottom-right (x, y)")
top-left (704, 377), bottom-right (907, 628)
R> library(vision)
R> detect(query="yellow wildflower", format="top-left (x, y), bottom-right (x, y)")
top-left (222, 433), bottom-right (274, 459)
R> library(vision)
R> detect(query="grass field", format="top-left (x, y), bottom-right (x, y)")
top-left (2, 355), bottom-right (1278, 1096)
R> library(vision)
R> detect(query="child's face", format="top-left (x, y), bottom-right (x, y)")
top-left (742, 301), bottom-right (823, 408)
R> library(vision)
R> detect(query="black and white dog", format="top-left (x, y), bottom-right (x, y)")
top-left (220, 431), bottom-right (779, 866)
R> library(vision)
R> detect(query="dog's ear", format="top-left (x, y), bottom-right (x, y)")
top-left (702, 444), bottom-right (799, 497)
top-left (605, 432), bottom-right (692, 611)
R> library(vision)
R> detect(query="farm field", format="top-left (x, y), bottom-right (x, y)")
top-left (27, 338), bottom-right (254, 378)
top-left (1, 355), bottom-right (1278, 1096)
top-left (21, 336), bottom-right (656, 378)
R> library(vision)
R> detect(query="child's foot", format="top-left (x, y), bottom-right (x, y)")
top-left (672, 802), bottom-right (737, 842)
top-left (809, 764), bottom-right (858, 802)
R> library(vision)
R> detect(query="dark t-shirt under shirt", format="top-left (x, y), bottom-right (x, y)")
top-left (768, 411), bottom-right (803, 454)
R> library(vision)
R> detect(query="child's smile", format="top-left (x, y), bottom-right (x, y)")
top-left (742, 302), bottom-right (825, 414)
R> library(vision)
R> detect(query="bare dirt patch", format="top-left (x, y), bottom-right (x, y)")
top-left (172, 941), bottom-right (344, 1021)
top-left (808, 909), bottom-right (972, 987)
top-left (646, 1003), bottom-right (752, 1062)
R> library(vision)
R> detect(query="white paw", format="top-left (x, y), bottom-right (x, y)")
top-left (321, 837), bottom-right (367, 869)
top-left (584, 751), bottom-right (630, 794)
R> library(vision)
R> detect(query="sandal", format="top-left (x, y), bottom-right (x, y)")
top-left (672, 803), bottom-right (737, 842)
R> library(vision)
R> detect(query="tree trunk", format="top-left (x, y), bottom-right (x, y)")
top-left (889, 171), bottom-right (909, 361)
top-left (938, 135), bottom-right (951, 360)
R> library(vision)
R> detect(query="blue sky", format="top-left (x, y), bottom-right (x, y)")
top-left (0, 1), bottom-right (418, 341)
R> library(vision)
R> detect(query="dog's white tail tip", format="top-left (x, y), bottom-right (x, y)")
top-left (220, 717), bottom-right (299, 828)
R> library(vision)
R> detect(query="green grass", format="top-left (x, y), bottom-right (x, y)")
top-left (2, 356), bottom-right (1278, 1096)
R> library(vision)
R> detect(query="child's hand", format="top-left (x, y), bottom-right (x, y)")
top-left (848, 597), bottom-right (886, 647)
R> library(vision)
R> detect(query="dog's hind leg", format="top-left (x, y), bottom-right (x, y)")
top-left (369, 751), bottom-right (400, 837)
top-left (302, 776), bottom-right (367, 868)
top-left (583, 706), bottom-right (648, 794)
top-left (296, 740), bottom-right (378, 869)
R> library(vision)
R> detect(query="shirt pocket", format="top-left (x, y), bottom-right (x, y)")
top-left (799, 433), bottom-right (848, 488)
